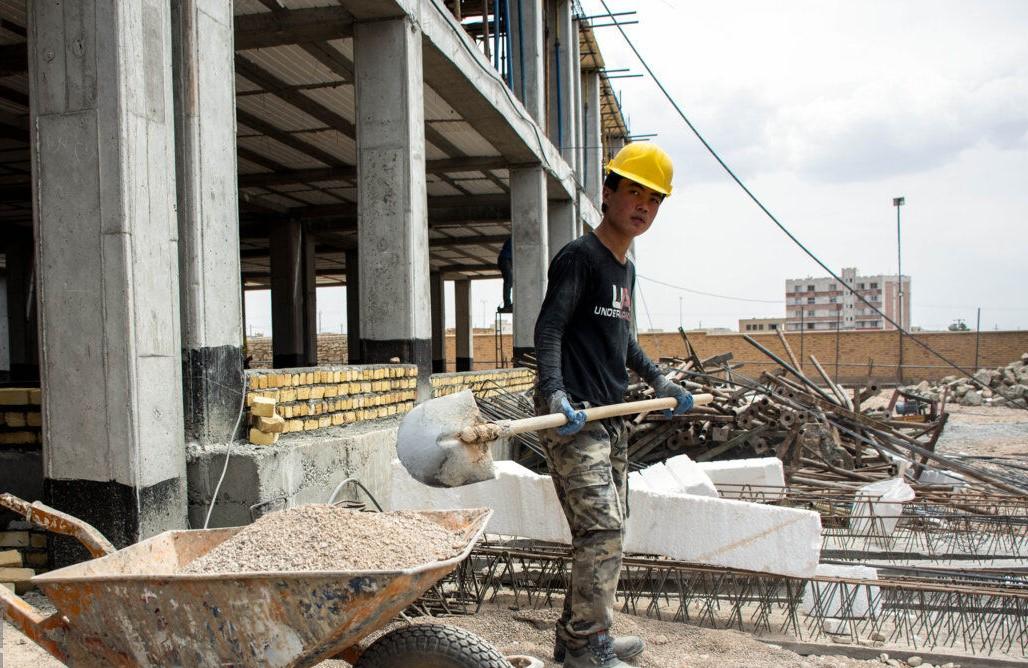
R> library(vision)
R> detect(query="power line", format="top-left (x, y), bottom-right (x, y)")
top-left (637, 274), bottom-right (783, 304)
top-left (597, 0), bottom-right (1007, 395)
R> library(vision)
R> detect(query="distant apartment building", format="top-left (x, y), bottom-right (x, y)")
top-left (738, 317), bottom-right (787, 333)
top-left (785, 267), bottom-right (910, 331)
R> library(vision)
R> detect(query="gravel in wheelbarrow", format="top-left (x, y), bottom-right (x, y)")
top-left (180, 505), bottom-right (469, 574)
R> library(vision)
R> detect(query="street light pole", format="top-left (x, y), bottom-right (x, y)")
top-left (893, 196), bottom-right (905, 383)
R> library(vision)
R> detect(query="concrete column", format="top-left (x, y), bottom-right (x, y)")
top-left (511, 166), bottom-right (548, 362)
top-left (345, 249), bottom-right (361, 364)
top-left (570, 14), bottom-right (583, 178)
top-left (430, 272), bottom-right (446, 373)
top-left (509, 0), bottom-right (545, 123)
top-left (454, 279), bottom-right (473, 372)
top-left (30, 0), bottom-right (187, 555)
top-left (270, 220), bottom-right (316, 367)
top-left (582, 69), bottom-right (603, 207)
top-left (171, 0), bottom-right (244, 444)
top-left (3, 230), bottom-right (38, 382)
top-left (547, 198), bottom-right (577, 261)
top-left (546, 0), bottom-right (577, 168)
top-left (354, 17), bottom-right (432, 399)
top-left (0, 273), bottom-right (7, 379)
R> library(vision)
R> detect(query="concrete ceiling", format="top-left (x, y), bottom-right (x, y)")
top-left (0, 0), bottom-right (628, 288)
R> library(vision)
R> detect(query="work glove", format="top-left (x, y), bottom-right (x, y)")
top-left (548, 390), bottom-right (587, 436)
top-left (651, 376), bottom-right (694, 417)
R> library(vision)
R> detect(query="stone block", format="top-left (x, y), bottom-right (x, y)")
top-left (624, 487), bottom-right (821, 577)
top-left (3, 412), bottom-right (26, 427)
top-left (0, 567), bottom-right (35, 593)
top-left (248, 428), bottom-right (279, 446)
top-left (251, 396), bottom-right (276, 417)
top-left (0, 388), bottom-right (29, 405)
top-left (697, 457), bottom-right (786, 499)
top-left (0, 549), bottom-right (21, 567)
top-left (664, 454), bottom-right (719, 497)
top-left (390, 460), bottom-right (821, 578)
top-left (638, 462), bottom-right (684, 494)
top-left (26, 412), bottom-right (42, 427)
top-left (256, 414), bottom-right (285, 433)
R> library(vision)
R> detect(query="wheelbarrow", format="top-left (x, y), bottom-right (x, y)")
top-left (0, 492), bottom-right (505, 667)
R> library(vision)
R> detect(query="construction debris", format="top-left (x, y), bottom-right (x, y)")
top-left (900, 354), bottom-right (1028, 408)
top-left (483, 330), bottom-right (1025, 498)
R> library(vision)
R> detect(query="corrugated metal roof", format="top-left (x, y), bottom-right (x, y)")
top-left (240, 45), bottom-right (341, 86)
top-left (236, 93), bottom-right (325, 132)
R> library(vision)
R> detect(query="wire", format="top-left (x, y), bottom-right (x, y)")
top-left (596, 0), bottom-right (1016, 400)
top-left (636, 280), bottom-right (655, 331)
top-left (637, 274), bottom-right (783, 304)
top-left (203, 371), bottom-right (249, 529)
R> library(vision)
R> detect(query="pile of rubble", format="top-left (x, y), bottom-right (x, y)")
top-left (902, 353), bottom-right (1028, 408)
top-left (486, 331), bottom-right (1026, 497)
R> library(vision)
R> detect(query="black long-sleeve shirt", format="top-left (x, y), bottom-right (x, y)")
top-left (534, 233), bottom-right (662, 407)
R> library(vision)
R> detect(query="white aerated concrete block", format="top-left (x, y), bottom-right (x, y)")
top-left (697, 457), bottom-right (786, 500)
top-left (637, 462), bottom-right (684, 495)
top-left (801, 564), bottom-right (880, 624)
top-left (388, 459), bottom-right (571, 543)
top-left (627, 471), bottom-right (650, 493)
top-left (665, 454), bottom-right (719, 497)
top-left (624, 487), bottom-right (821, 578)
top-left (390, 459), bottom-right (822, 578)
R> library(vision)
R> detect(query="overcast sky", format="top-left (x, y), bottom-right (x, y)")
top-left (247, 0), bottom-right (1028, 336)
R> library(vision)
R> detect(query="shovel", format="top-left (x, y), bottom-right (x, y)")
top-left (397, 390), bottom-right (714, 488)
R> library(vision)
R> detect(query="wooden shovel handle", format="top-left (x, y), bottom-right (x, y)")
top-left (503, 393), bottom-right (714, 436)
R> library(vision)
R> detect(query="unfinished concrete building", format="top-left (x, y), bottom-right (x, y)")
top-left (0, 0), bottom-right (631, 555)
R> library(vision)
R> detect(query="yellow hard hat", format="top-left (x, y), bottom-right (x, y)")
top-left (605, 142), bottom-right (674, 196)
top-left (600, 138), bottom-right (674, 194)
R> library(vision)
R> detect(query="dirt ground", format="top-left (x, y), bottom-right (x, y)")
top-left (2, 599), bottom-right (894, 668)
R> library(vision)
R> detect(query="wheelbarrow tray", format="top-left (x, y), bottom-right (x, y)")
top-left (28, 507), bottom-right (491, 667)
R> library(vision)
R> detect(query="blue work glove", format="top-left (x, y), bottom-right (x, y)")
top-left (548, 390), bottom-right (586, 436)
top-left (651, 376), bottom-right (694, 417)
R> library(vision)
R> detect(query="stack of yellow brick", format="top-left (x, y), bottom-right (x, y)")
top-left (245, 365), bottom-right (419, 438)
top-left (248, 396), bottom-right (285, 445)
top-left (430, 368), bottom-right (536, 399)
top-left (0, 387), bottom-right (43, 446)
top-left (1, 529), bottom-right (47, 592)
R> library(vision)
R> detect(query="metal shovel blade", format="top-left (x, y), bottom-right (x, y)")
top-left (396, 390), bottom-right (498, 488)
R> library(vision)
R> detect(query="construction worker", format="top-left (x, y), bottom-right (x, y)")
top-left (497, 236), bottom-right (513, 313)
top-left (534, 142), bottom-right (693, 668)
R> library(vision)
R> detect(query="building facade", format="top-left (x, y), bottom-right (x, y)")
top-left (785, 267), bottom-right (910, 332)
top-left (738, 317), bottom-right (787, 333)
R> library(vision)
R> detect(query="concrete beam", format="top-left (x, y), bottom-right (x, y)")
top-left (172, 0), bottom-right (245, 445)
top-left (234, 7), bottom-right (354, 50)
top-left (355, 17), bottom-right (432, 399)
top-left (510, 166), bottom-right (548, 360)
top-left (30, 0), bottom-right (188, 557)
top-left (419, 0), bottom-right (577, 200)
top-left (237, 157), bottom-right (508, 188)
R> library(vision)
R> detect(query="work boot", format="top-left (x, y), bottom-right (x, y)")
top-left (554, 633), bottom-right (644, 663)
top-left (560, 630), bottom-right (639, 667)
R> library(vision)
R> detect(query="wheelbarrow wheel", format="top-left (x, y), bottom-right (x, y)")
top-left (355, 623), bottom-right (511, 668)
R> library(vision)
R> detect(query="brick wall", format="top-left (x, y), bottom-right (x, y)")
top-left (431, 367), bottom-right (535, 398)
top-left (245, 365), bottom-right (418, 442)
top-left (636, 329), bottom-right (1028, 385)
top-left (248, 329), bottom-right (1028, 385)
top-left (0, 388), bottom-right (42, 446)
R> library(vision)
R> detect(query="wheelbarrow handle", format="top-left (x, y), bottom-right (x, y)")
top-left (0, 492), bottom-right (116, 558)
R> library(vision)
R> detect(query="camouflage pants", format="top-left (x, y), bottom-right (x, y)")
top-left (536, 395), bottom-right (628, 647)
